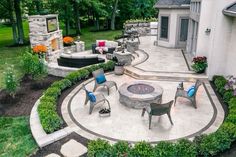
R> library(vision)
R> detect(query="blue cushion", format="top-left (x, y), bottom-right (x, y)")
top-left (88, 92), bottom-right (96, 102)
top-left (187, 85), bottom-right (195, 93)
top-left (187, 86), bottom-right (195, 97)
top-left (96, 74), bottom-right (106, 84)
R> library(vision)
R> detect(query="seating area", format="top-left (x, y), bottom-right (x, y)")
top-left (92, 40), bottom-right (119, 54)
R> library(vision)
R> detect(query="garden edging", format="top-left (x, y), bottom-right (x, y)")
top-left (30, 98), bottom-right (73, 148)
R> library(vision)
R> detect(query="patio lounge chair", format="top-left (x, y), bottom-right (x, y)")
top-left (141, 100), bottom-right (174, 129)
top-left (92, 69), bottom-right (118, 95)
top-left (174, 80), bottom-right (202, 109)
top-left (82, 84), bottom-right (110, 114)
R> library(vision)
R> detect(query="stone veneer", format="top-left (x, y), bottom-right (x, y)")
top-left (29, 14), bottom-right (63, 62)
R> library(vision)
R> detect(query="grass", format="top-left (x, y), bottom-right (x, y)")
top-left (0, 117), bottom-right (37, 157)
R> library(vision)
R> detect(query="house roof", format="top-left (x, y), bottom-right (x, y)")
top-left (223, 2), bottom-right (236, 17)
top-left (154, 0), bottom-right (191, 9)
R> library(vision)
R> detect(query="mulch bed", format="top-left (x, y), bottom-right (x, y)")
top-left (31, 132), bottom-right (88, 157)
top-left (0, 75), bottom-right (61, 116)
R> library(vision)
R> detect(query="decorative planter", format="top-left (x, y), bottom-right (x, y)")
top-left (114, 65), bottom-right (125, 75)
top-left (64, 45), bottom-right (76, 53)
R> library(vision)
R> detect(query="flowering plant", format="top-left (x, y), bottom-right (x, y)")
top-left (224, 76), bottom-right (236, 96)
top-left (63, 36), bottom-right (75, 46)
top-left (191, 56), bottom-right (208, 73)
top-left (32, 45), bottom-right (47, 54)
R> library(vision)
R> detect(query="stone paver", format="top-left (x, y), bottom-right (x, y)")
top-left (136, 36), bottom-right (189, 73)
top-left (45, 153), bottom-right (61, 157)
top-left (60, 139), bottom-right (87, 157)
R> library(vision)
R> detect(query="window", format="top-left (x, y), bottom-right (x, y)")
top-left (180, 19), bottom-right (189, 41)
top-left (160, 16), bottom-right (169, 39)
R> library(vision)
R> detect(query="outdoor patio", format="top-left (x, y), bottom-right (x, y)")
top-left (46, 36), bottom-right (224, 145)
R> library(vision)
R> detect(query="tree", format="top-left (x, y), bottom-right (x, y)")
top-left (110, 0), bottom-right (119, 30)
top-left (72, 0), bottom-right (81, 34)
top-left (14, 0), bottom-right (25, 44)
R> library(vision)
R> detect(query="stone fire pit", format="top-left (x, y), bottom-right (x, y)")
top-left (119, 81), bottom-right (163, 109)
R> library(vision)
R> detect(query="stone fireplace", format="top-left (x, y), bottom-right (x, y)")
top-left (29, 14), bottom-right (63, 62)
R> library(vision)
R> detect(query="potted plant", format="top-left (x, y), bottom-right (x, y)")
top-left (191, 56), bottom-right (208, 73)
top-left (63, 36), bottom-right (76, 53)
top-left (32, 44), bottom-right (47, 61)
top-left (113, 57), bottom-right (125, 75)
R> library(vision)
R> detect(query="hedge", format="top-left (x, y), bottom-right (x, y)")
top-left (88, 75), bottom-right (236, 157)
top-left (38, 61), bottom-right (115, 133)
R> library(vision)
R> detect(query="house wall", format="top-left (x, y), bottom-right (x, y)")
top-left (225, 18), bottom-right (236, 76)
top-left (195, 0), bottom-right (235, 79)
top-left (158, 9), bottom-right (190, 48)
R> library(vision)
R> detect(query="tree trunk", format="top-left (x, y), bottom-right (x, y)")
top-left (9, 0), bottom-right (18, 44)
top-left (95, 14), bottom-right (100, 31)
top-left (111, 0), bottom-right (119, 30)
top-left (73, 1), bottom-right (81, 35)
top-left (14, 0), bottom-right (25, 44)
top-left (65, 3), bottom-right (70, 35)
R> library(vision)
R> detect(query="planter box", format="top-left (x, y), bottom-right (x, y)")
top-left (114, 65), bottom-right (125, 75)
top-left (64, 45), bottom-right (76, 53)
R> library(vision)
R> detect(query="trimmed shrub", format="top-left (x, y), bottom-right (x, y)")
top-left (223, 90), bottom-right (234, 103)
top-left (43, 87), bottom-right (61, 98)
top-left (175, 139), bottom-right (197, 157)
top-left (38, 110), bottom-right (62, 133)
top-left (195, 130), bottom-right (231, 157)
top-left (111, 141), bottom-right (131, 157)
top-left (214, 76), bottom-right (227, 93)
top-left (65, 69), bottom-right (89, 84)
top-left (219, 122), bottom-right (236, 140)
top-left (51, 79), bottom-right (72, 91)
top-left (88, 139), bottom-right (112, 157)
top-left (212, 75), bottom-right (225, 82)
top-left (130, 141), bottom-right (154, 157)
top-left (229, 97), bottom-right (236, 110)
top-left (153, 141), bottom-right (176, 157)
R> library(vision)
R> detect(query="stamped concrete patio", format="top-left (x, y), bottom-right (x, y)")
top-left (32, 36), bottom-right (225, 156)
top-left (62, 74), bottom-right (224, 143)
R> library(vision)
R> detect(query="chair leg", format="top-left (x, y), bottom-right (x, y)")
top-left (89, 104), bottom-right (95, 114)
top-left (167, 113), bottom-right (174, 125)
top-left (149, 115), bottom-right (152, 129)
top-left (115, 84), bottom-right (118, 91)
top-left (141, 108), bottom-right (146, 117)
top-left (174, 96), bottom-right (178, 106)
top-left (192, 99), bottom-right (197, 109)
top-left (105, 99), bottom-right (111, 110)
top-left (93, 84), bottom-right (98, 92)
top-left (84, 96), bottom-right (89, 105)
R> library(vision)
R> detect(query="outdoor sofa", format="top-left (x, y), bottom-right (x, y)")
top-left (57, 53), bottom-right (105, 68)
top-left (92, 40), bottom-right (119, 54)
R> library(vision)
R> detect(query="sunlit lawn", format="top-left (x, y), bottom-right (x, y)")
top-left (0, 117), bottom-right (37, 157)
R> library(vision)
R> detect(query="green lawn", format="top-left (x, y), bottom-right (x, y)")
top-left (0, 117), bottom-right (37, 157)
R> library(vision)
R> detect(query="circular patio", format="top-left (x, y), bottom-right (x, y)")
top-left (63, 74), bottom-right (222, 143)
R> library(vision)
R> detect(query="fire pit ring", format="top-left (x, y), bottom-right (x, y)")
top-left (119, 81), bottom-right (163, 109)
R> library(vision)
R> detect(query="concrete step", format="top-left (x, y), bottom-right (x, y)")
top-left (124, 66), bottom-right (209, 83)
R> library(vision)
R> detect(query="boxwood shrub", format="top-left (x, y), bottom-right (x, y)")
top-left (87, 75), bottom-right (236, 157)
top-left (38, 61), bottom-right (115, 133)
